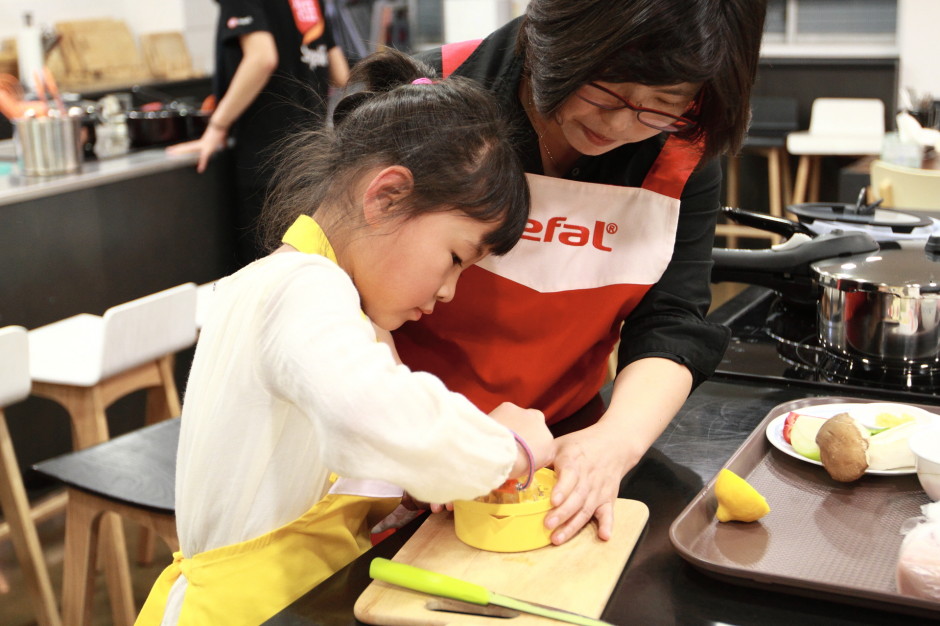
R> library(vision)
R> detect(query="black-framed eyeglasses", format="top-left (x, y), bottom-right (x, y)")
top-left (576, 82), bottom-right (697, 133)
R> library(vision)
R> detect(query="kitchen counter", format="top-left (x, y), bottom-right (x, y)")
top-left (263, 378), bottom-right (926, 626)
top-left (0, 139), bottom-right (200, 206)
top-left (0, 140), bottom-right (235, 331)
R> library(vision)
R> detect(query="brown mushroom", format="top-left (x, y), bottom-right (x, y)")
top-left (815, 413), bottom-right (870, 482)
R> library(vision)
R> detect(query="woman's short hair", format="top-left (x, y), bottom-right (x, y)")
top-left (518, 0), bottom-right (767, 160)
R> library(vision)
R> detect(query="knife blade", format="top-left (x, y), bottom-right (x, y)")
top-left (369, 557), bottom-right (614, 626)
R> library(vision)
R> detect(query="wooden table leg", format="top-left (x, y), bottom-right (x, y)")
top-left (62, 489), bottom-right (101, 626)
top-left (781, 149), bottom-right (793, 209)
top-left (62, 490), bottom-right (137, 626)
top-left (793, 155), bottom-right (811, 205)
top-left (723, 155), bottom-right (741, 248)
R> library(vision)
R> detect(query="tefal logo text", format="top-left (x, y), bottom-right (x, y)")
top-left (521, 217), bottom-right (617, 251)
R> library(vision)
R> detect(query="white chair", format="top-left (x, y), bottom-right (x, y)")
top-left (28, 282), bottom-right (197, 626)
top-left (0, 326), bottom-right (61, 626)
top-left (787, 98), bottom-right (886, 205)
top-left (869, 159), bottom-right (940, 211)
top-left (195, 279), bottom-right (218, 332)
top-left (28, 283), bottom-right (197, 448)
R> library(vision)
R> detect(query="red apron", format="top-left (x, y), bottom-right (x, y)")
top-left (393, 41), bottom-right (702, 423)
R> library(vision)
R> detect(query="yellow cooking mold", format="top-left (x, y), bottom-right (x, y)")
top-left (453, 468), bottom-right (557, 552)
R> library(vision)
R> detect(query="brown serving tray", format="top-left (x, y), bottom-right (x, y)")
top-left (670, 396), bottom-right (940, 619)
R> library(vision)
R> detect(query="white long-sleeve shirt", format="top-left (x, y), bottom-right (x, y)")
top-left (174, 251), bottom-right (517, 556)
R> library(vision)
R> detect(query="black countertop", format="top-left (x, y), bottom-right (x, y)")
top-left (264, 378), bottom-right (931, 626)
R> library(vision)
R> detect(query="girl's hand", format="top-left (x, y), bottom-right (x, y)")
top-left (371, 502), bottom-right (423, 534)
top-left (544, 425), bottom-right (633, 545)
top-left (488, 402), bottom-right (555, 478)
top-left (401, 491), bottom-right (452, 514)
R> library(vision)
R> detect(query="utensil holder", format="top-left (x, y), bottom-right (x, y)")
top-left (13, 114), bottom-right (84, 176)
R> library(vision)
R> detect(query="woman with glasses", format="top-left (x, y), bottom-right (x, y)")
top-left (390, 0), bottom-right (766, 544)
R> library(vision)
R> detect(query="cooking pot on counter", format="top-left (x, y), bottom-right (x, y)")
top-left (814, 238), bottom-right (940, 363)
top-left (124, 85), bottom-right (211, 148)
top-left (125, 107), bottom-right (208, 148)
top-left (713, 207), bottom-right (940, 365)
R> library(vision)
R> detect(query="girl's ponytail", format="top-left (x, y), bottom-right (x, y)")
top-left (332, 49), bottom-right (437, 126)
top-left (263, 47), bottom-right (528, 257)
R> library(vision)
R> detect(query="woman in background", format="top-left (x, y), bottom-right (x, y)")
top-left (169, 0), bottom-right (349, 267)
top-left (394, 0), bottom-right (767, 545)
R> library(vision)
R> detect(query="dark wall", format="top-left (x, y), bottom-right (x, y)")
top-left (754, 57), bottom-right (899, 130)
top-left (728, 56), bottom-right (899, 220)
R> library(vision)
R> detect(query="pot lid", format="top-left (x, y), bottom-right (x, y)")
top-left (789, 202), bottom-right (933, 233)
top-left (812, 236), bottom-right (940, 296)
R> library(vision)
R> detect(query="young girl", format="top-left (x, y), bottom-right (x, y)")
top-left (136, 49), bottom-right (552, 626)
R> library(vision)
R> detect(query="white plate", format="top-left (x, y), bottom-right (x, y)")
top-left (764, 402), bottom-right (940, 476)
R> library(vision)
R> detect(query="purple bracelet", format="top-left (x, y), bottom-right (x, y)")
top-left (510, 431), bottom-right (535, 490)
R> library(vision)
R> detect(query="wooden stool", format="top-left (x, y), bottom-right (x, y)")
top-left (721, 140), bottom-right (792, 247)
top-left (28, 284), bottom-right (196, 626)
top-left (34, 419), bottom-right (180, 626)
top-left (718, 97), bottom-right (798, 248)
top-left (0, 326), bottom-right (62, 626)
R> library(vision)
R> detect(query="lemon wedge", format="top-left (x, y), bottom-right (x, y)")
top-left (715, 469), bottom-right (770, 523)
top-left (874, 411), bottom-right (917, 429)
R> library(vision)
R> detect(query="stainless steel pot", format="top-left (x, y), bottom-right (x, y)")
top-left (712, 208), bottom-right (940, 364)
top-left (813, 238), bottom-right (940, 363)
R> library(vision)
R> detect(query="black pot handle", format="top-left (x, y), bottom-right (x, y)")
top-left (721, 207), bottom-right (816, 238)
top-left (711, 230), bottom-right (880, 305)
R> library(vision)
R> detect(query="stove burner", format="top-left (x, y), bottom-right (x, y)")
top-left (711, 287), bottom-right (940, 399)
top-left (815, 351), bottom-right (940, 391)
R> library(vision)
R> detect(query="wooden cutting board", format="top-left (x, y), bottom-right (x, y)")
top-left (355, 498), bottom-right (648, 625)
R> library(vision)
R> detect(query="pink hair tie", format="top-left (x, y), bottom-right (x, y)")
top-left (411, 77), bottom-right (433, 85)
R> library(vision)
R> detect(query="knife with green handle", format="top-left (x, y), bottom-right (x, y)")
top-left (369, 558), bottom-right (614, 626)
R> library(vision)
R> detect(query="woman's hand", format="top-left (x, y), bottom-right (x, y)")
top-left (544, 424), bottom-right (629, 545)
top-left (166, 124), bottom-right (228, 173)
top-left (544, 357), bottom-right (693, 545)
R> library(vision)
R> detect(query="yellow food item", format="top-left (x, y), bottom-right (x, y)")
top-left (714, 469), bottom-right (770, 522)
top-left (874, 411), bottom-right (917, 429)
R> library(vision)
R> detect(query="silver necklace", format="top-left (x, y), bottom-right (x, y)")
top-left (538, 128), bottom-right (558, 167)
top-left (529, 97), bottom-right (558, 169)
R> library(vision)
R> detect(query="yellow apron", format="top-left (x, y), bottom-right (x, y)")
top-left (138, 218), bottom-right (401, 625)
top-left (136, 490), bottom-right (399, 626)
